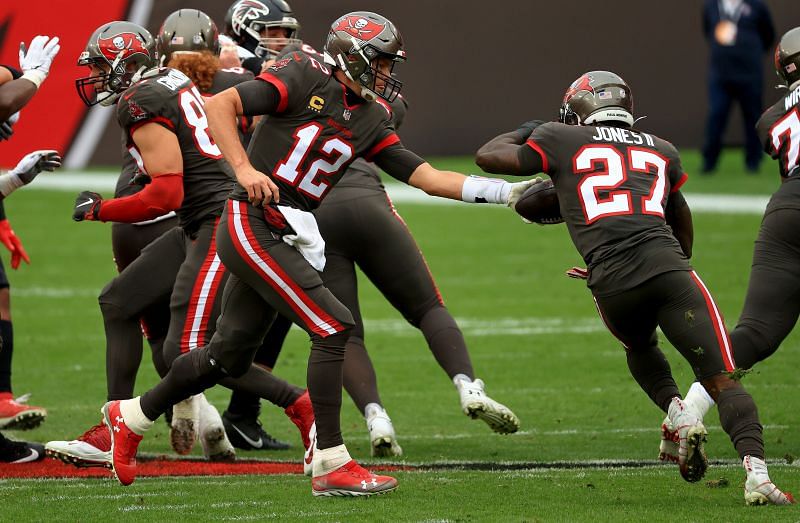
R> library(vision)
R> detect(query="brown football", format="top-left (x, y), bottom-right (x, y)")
top-left (513, 179), bottom-right (563, 224)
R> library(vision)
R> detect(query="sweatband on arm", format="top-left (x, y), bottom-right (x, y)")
top-left (461, 175), bottom-right (511, 204)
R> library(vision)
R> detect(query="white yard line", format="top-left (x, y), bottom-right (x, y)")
top-left (30, 172), bottom-right (770, 214)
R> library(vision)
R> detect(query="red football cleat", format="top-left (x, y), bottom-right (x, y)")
top-left (284, 390), bottom-right (316, 476)
top-left (312, 460), bottom-right (398, 497)
top-left (102, 401), bottom-right (142, 486)
top-left (45, 420), bottom-right (111, 468)
top-left (0, 392), bottom-right (46, 430)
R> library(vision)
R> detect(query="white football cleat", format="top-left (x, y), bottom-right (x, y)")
top-left (170, 395), bottom-right (200, 455)
top-left (743, 456), bottom-right (795, 506)
top-left (457, 378), bottom-right (519, 434)
top-left (365, 404), bottom-right (402, 457)
top-left (197, 395), bottom-right (235, 462)
top-left (658, 415), bottom-right (679, 463)
top-left (667, 397), bottom-right (708, 483)
top-left (45, 421), bottom-right (111, 468)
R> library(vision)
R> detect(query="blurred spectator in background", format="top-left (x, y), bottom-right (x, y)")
top-left (701, 0), bottom-right (774, 174)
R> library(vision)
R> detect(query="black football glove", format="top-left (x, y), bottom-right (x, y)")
top-left (73, 190), bottom-right (102, 221)
top-left (514, 119), bottom-right (546, 141)
top-left (0, 122), bottom-right (13, 141)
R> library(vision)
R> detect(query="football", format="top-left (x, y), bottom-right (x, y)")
top-left (513, 179), bottom-right (564, 224)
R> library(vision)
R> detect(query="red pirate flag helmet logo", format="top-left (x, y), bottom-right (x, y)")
top-left (563, 73), bottom-right (594, 103)
top-left (97, 32), bottom-right (151, 63)
top-left (333, 15), bottom-right (385, 42)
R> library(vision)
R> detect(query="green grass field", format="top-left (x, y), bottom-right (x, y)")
top-left (1, 151), bottom-right (799, 521)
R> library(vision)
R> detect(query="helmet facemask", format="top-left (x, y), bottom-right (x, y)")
top-left (330, 38), bottom-right (404, 102)
top-left (254, 21), bottom-right (302, 59)
top-left (76, 53), bottom-right (146, 107)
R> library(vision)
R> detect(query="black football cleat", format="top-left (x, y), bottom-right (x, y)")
top-left (222, 411), bottom-right (291, 451)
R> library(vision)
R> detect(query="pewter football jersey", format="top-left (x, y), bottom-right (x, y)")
top-left (117, 68), bottom-right (235, 231)
top-left (527, 122), bottom-right (691, 295)
top-left (232, 51), bottom-right (400, 211)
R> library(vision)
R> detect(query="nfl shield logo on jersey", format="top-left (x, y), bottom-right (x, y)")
top-left (343, 109), bottom-right (352, 121)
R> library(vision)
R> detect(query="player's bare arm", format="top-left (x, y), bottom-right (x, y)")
top-left (407, 163), bottom-right (469, 200)
top-left (73, 122), bottom-right (185, 223)
top-left (474, 131), bottom-right (527, 175)
top-left (0, 67), bottom-right (36, 122)
top-left (476, 121), bottom-right (547, 176)
top-left (665, 190), bottom-right (693, 258)
top-left (206, 87), bottom-right (279, 207)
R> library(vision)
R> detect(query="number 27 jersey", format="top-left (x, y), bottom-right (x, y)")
top-left (233, 51), bottom-right (400, 211)
top-left (526, 122), bottom-right (690, 295)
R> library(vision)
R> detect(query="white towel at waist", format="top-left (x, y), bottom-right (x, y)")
top-left (277, 206), bottom-right (326, 271)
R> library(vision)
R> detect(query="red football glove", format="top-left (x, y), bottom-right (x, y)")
top-left (0, 219), bottom-right (29, 269)
top-left (565, 266), bottom-right (588, 280)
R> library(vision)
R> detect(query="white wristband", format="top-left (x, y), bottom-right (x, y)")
top-left (461, 175), bottom-right (511, 204)
top-left (0, 172), bottom-right (24, 197)
top-left (20, 70), bottom-right (46, 89)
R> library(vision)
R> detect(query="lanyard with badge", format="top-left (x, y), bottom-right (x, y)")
top-left (714, 0), bottom-right (744, 46)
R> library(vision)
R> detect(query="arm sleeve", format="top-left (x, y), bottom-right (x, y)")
top-left (235, 79), bottom-right (282, 117)
top-left (373, 143), bottom-right (426, 183)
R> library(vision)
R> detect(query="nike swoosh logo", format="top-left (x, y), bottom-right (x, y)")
top-left (304, 423), bottom-right (316, 465)
top-left (75, 199), bottom-right (94, 208)
top-left (229, 423), bottom-right (264, 449)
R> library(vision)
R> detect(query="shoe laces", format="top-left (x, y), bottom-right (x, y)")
top-left (80, 422), bottom-right (110, 443)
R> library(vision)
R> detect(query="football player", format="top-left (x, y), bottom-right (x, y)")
top-left (101, 11), bottom-right (535, 495)
top-left (475, 71), bottom-right (793, 505)
top-left (47, 19), bottom-right (313, 469)
top-left (663, 26), bottom-right (800, 503)
top-left (222, 0), bottom-right (300, 76)
top-left (0, 36), bottom-right (62, 462)
top-left (218, 20), bottom-right (519, 458)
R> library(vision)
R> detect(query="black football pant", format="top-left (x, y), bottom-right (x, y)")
top-left (104, 217), bottom-right (302, 412)
top-left (731, 206), bottom-right (800, 369)
top-left (102, 218), bottom-right (180, 401)
top-left (232, 190), bottom-right (474, 417)
top-left (594, 269), bottom-right (763, 459)
top-left (141, 200), bottom-right (353, 449)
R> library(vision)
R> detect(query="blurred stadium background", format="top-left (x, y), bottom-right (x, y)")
top-left (0, 0), bottom-right (797, 168)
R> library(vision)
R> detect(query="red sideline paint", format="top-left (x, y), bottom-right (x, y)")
top-left (1, 457), bottom-right (412, 479)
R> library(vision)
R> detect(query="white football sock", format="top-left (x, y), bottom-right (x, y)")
top-left (313, 444), bottom-right (351, 477)
top-left (684, 382), bottom-right (715, 418)
top-left (364, 402), bottom-right (384, 419)
top-left (744, 455), bottom-right (770, 481)
top-left (453, 374), bottom-right (472, 388)
top-left (119, 397), bottom-right (154, 436)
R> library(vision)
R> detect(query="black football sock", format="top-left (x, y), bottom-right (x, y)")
top-left (307, 330), bottom-right (349, 450)
top-left (0, 320), bottom-right (13, 393)
top-left (100, 300), bottom-right (145, 402)
top-left (342, 337), bottom-right (381, 413)
top-left (420, 306), bottom-right (474, 380)
top-left (626, 339), bottom-right (680, 413)
top-left (717, 386), bottom-right (764, 460)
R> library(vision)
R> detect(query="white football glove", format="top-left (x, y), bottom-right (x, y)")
top-left (0, 150), bottom-right (61, 197)
top-left (19, 35), bottom-right (61, 88)
top-left (506, 176), bottom-right (542, 208)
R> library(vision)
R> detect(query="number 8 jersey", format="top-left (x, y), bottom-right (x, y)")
top-left (117, 68), bottom-right (235, 232)
top-left (232, 51), bottom-right (402, 211)
top-left (522, 122), bottom-right (691, 295)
